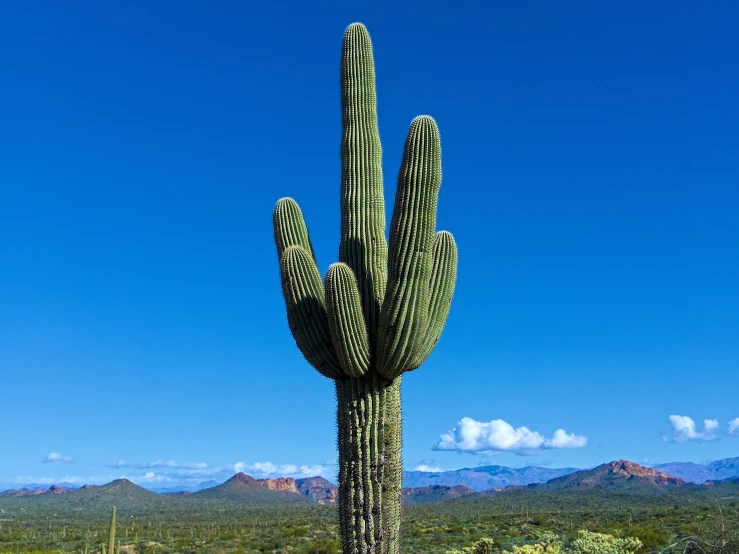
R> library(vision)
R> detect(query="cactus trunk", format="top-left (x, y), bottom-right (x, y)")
top-left (336, 375), bottom-right (402, 554)
top-left (107, 506), bottom-right (116, 554)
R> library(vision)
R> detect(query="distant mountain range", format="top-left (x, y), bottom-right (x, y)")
top-left (402, 456), bottom-right (739, 491)
top-left (149, 480), bottom-right (220, 494)
top-left (520, 460), bottom-right (686, 492)
top-left (2, 459), bottom-right (739, 512)
top-left (403, 464), bottom-right (579, 491)
top-left (653, 457), bottom-right (739, 483)
top-left (1, 456), bottom-right (737, 509)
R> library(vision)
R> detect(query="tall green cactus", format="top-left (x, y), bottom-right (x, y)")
top-left (273, 23), bottom-right (457, 554)
top-left (107, 505), bottom-right (116, 554)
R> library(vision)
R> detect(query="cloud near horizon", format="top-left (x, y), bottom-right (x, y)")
top-left (42, 452), bottom-right (73, 464)
top-left (7, 459), bottom-right (336, 490)
top-left (728, 418), bottom-right (739, 436)
top-left (412, 464), bottom-right (444, 472)
top-left (232, 462), bottom-right (333, 479)
top-left (106, 459), bottom-right (208, 470)
top-left (668, 415), bottom-right (719, 443)
top-left (434, 417), bottom-right (588, 454)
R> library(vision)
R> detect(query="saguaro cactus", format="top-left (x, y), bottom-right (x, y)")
top-left (273, 23), bottom-right (457, 554)
top-left (106, 505), bottom-right (116, 554)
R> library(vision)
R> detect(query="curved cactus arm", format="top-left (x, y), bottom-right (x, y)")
top-left (325, 263), bottom-right (371, 377)
top-left (274, 197), bottom-right (316, 263)
top-left (410, 231), bottom-right (458, 369)
top-left (376, 116), bottom-right (442, 380)
top-left (280, 246), bottom-right (343, 379)
top-left (339, 23), bottom-right (388, 336)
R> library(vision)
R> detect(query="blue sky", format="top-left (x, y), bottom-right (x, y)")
top-left (1, 1), bottom-right (738, 489)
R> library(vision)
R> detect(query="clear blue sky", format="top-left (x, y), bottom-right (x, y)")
top-left (1, 1), bottom-right (737, 489)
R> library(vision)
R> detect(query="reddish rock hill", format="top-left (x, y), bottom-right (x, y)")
top-left (535, 460), bottom-right (685, 491)
top-left (47, 485), bottom-right (74, 495)
top-left (190, 473), bottom-right (308, 506)
top-left (296, 477), bottom-right (338, 504)
top-left (0, 487), bottom-right (45, 497)
top-left (257, 477), bottom-right (299, 494)
top-left (0, 485), bottom-right (75, 497)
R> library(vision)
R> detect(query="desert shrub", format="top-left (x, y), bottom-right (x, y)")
top-left (501, 531), bottom-right (563, 554)
top-left (299, 536), bottom-right (342, 554)
top-left (445, 537), bottom-right (495, 554)
top-left (508, 543), bottom-right (562, 554)
top-left (628, 524), bottom-right (669, 551)
top-left (571, 530), bottom-right (642, 554)
top-left (684, 518), bottom-right (739, 554)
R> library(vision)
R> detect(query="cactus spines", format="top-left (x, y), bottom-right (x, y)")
top-left (339, 22), bottom-right (387, 345)
top-left (279, 244), bottom-right (343, 380)
top-left (412, 230), bottom-right (458, 369)
top-left (375, 115), bottom-right (443, 380)
top-left (273, 22), bottom-right (456, 554)
top-left (326, 263), bottom-right (371, 377)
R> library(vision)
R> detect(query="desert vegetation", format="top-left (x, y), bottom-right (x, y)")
top-left (0, 493), bottom-right (736, 554)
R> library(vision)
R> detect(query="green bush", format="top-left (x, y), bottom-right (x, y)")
top-left (299, 536), bottom-right (342, 554)
top-left (571, 530), bottom-right (643, 554)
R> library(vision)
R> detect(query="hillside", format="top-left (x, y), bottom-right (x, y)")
top-left (188, 473), bottom-right (309, 506)
top-left (654, 456), bottom-right (739, 483)
top-left (402, 484), bottom-right (474, 505)
top-left (0, 479), bottom-right (172, 514)
top-left (295, 477), bottom-right (337, 504)
top-left (0, 484), bottom-right (75, 497)
top-left (528, 460), bottom-right (685, 492)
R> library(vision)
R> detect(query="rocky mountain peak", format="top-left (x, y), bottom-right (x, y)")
top-left (256, 477), bottom-right (298, 493)
top-left (600, 460), bottom-right (685, 484)
top-left (229, 472), bottom-right (258, 486)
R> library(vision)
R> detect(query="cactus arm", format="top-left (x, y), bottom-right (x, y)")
top-left (376, 116), bottom-right (442, 380)
top-left (339, 23), bottom-right (388, 337)
top-left (411, 231), bottom-right (458, 369)
top-left (280, 246), bottom-right (343, 379)
top-left (274, 197), bottom-right (316, 262)
top-left (325, 263), bottom-right (371, 377)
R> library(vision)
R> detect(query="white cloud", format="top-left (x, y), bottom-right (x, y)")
top-left (13, 475), bottom-right (100, 485)
top-left (434, 417), bottom-right (588, 453)
top-left (413, 464), bottom-right (444, 472)
top-left (668, 415), bottom-right (719, 443)
top-left (125, 472), bottom-right (173, 484)
top-left (728, 418), bottom-right (739, 435)
top-left (19, 458), bottom-right (336, 490)
top-left (42, 452), bottom-right (73, 464)
top-left (233, 461), bottom-right (333, 479)
top-left (547, 429), bottom-right (588, 448)
top-left (106, 460), bottom-right (208, 470)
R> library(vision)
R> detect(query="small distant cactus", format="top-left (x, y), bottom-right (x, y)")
top-left (273, 22), bottom-right (457, 554)
top-left (106, 506), bottom-right (117, 554)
